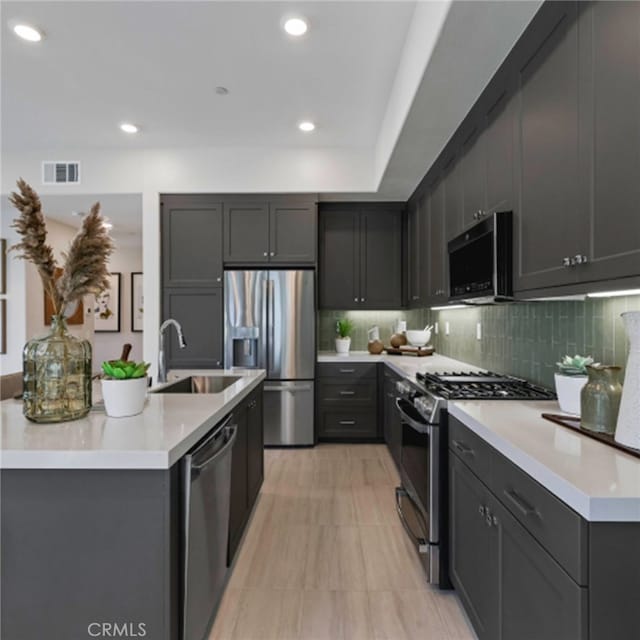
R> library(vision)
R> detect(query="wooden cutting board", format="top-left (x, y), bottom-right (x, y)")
top-left (385, 345), bottom-right (434, 357)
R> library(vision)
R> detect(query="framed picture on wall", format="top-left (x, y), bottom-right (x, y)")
top-left (0, 239), bottom-right (6, 295)
top-left (94, 272), bottom-right (121, 332)
top-left (0, 299), bottom-right (6, 354)
top-left (131, 272), bottom-right (143, 332)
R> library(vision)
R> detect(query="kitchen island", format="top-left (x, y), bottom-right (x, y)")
top-left (0, 369), bottom-right (265, 640)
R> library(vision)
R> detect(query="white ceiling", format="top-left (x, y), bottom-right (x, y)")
top-left (1, 1), bottom-right (415, 150)
top-left (1, 1), bottom-right (543, 200)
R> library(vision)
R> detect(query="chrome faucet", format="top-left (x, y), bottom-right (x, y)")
top-left (158, 319), bottom-right (187, 383)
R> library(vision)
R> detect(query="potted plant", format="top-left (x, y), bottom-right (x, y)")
top-left (555, 354), bottom-right (596, 415)
top-left (101, 360), bottom-right (150, 418)
top-left (335, 318), bottom-right (355, 355)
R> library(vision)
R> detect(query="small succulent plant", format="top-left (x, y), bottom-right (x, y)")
top-left (101, 360), bottom-right (150, 380)
top-left (556, 355), bottom-right (597, 376)
top-left (336, 318), bottom-right (355, 339)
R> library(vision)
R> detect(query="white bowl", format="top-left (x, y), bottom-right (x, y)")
top-left (405, 329), bottom-right (431, 347)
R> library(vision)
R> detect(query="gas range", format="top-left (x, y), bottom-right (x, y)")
top-left (396, 370), bottom-right (556, 425)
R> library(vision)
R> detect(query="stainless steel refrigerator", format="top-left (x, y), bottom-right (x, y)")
top-left (224, 270), bottom-right (315, 446)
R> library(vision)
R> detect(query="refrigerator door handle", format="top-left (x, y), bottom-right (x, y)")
top-left (264, 384), bottom-right (314, 393)
top-left (268, 279), bottom-right (275, 377)
top-left (260, 277), bottom-right (269, 371)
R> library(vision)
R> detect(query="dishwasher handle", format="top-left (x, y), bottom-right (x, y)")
top-left (189, 414), bottom-right (237, 472)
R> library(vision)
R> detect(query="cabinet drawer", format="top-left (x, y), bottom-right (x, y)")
top-left (492, 451), bottom-right (588, 585)
top-left (448, 416), bottom-right (494, 486)
top-left (317, 409), bottom-right (378, 439)
top-left (318, 379), bottom-right (377, 405)
top-left (317, 362), bottom-right (377, 380)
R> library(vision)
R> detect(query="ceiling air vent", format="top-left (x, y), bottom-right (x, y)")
top-left (42, 161), bottom-right (80, 185)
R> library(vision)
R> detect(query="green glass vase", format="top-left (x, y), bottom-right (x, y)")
top-left (22, 315), bottom-right (92, 423)
top-left (580, 365), bottom-right (622, 435)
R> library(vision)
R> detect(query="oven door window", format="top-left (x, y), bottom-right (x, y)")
top-left (401, 422), bottom-right (431, 529)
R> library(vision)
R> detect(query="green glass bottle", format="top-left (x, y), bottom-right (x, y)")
top-left (22, 315), bottom-right (92, 423)
top-left (580, 365), bottom-right (622, 435)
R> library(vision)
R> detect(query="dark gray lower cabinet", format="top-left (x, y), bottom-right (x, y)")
top-left (449, 455), bottom-right (498, 639)
top-left (449, 416), bottom-right (640, 640)
top-left (0, 385), bottom-right (264, 640)
top-left (229, 386), bottom-right (264, 565)
top-left (316, 362), bottom-right (379, 440)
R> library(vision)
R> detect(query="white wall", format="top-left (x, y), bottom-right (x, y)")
top-left (92, 246), bottom-right (143, 372)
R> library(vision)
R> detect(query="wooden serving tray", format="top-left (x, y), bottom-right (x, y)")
top-left (385, 345), bottom-right (434, 357)
top-left (541, 413), bottom-right (640, 459)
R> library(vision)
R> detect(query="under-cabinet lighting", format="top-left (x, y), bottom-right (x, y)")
top-left (430, 305), bottom-right (468, 311)
top-left (587, 289), bottom-right (640, 298)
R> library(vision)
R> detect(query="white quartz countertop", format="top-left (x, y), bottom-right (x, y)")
top-left (0, 369), bottom-right (265, 470)
top-left (317, 350), bottom-right (483, 384)
top-left (449, 401), bottom-right (640, 522)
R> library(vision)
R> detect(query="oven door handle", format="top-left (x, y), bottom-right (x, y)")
top-left (395, 398), bottom-right (429, 433)
top-left (395, 487), bottom-right (429, 554)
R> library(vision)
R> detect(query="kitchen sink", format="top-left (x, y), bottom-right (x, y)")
top-left (152, 375), bottom-right (241, 394)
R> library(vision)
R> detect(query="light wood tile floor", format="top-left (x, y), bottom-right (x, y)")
top-left (210, 444), bottom-right (477, 640)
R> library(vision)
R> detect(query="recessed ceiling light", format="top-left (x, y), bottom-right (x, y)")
top-left (215, 86), bottom-right (229, 96)
top-left (102, 222), bottom-right (113, 230)
top-left (13, 24), bottom-right (43, 42)
top-left (298, 121), bottom-right (315, 132)
top-left (120, 123), bottom-right (139, 134)
top-left (284, 17), bottom-right (308, 36)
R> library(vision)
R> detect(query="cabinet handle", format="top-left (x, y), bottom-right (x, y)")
top-left (452, 439), bottom-right (475, 456)
top-left (339, 369), bottom-right (356, 373)
top-left (339, 390), bottom-right (355, 396)
top-left (354, 297), bottom-right (359, 302)
top-left (412, 295), bottom-right (419, 301)
top-left (478, 505), bottom-right (485, 517)
top-left (263, 251), bottom-right (268, 257)
top-left (503, 489), bottom-right (537, 517)
top-left (216, 276), bottom-right (222, 282)
top-left (492, 515), bottom-right (499, 527)
top-left (339, 420), bottom-right (356, 425)
top-left (562, 256), bottom-right (572, 267)
top-left (386, 393), bottom-right (395, 399)
top-left (361, 298), bottom-right (366, 303)
top-left (574, 254), bottom-right (588, 265)
top-left (270, 252), bottom-right (275, 257)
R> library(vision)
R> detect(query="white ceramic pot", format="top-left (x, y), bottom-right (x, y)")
top-left (406, 329), bottom-right (432, 347)
top-left (101, 376), bottom-right (148, 418)
top-left (335, 337), bottom-right (351, 355)
top-left (554, 373), bottom-right (587, 415)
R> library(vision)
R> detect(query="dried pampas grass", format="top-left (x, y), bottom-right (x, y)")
top-left (9, 179), bottom-right (115, 317)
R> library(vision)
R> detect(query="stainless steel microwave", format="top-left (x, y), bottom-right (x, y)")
top-left (447, 211), bottom-right (513, 304)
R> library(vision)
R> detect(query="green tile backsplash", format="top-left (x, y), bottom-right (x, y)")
top-left (318, 295), bottom-right (640, 389)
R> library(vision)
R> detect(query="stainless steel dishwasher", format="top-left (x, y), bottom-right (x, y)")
top-left (182, 413), bottom-right (237, 640)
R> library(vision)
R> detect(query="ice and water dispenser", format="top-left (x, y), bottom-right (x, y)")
top-left (230, 326), bottom-right (260, 368)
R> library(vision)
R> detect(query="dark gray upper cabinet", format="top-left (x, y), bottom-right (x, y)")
top-left (318, 206), bottom-right (359, 309)
top-left (359, 205), bottom-right (402, 309)
top-left (576, 0), bottom-right (640, 283)
top-left (485, 88), bottom-right (514, 215)
top-left (514, 2), bottom-right (582, 293)
top-left (161, 195), bottom-right (224, 287)
top-left (224, 198), bottom-right (316, 265)
top-left (269, 202), bottom-right (317, 263)
top-left (163, 288), bottom-right (223, 369)
top-left (443, 156), bottom-right (464, 241)
top-left (318, 203), bottom-right (403, 310)
top-left (224, 201), bottom-right (270, 263)
top-left (428, 179), bottom-right (447, 303)
top-left (460, 126), bottom-right (487, 229)
top-left (407, 197), bottom-right (422, 306)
